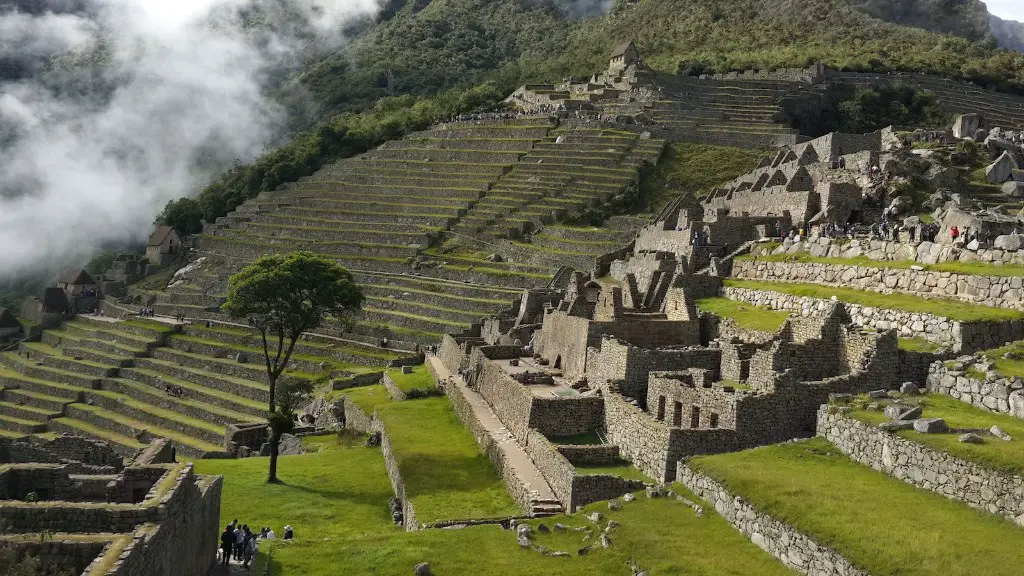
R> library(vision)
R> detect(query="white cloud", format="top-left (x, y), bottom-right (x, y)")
top-left (0, 0), bottom-right (379, 278)
top-left (986, 0), bottom-right (1024, 22)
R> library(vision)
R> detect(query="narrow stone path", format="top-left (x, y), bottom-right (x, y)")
top-left (428, 356), bottom-right (561, 512)
top-left (206, 555), bottom-right (255, 576)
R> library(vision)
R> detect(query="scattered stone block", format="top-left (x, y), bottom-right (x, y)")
top-left (402, 365), bottom-right (413, 374)
top-left (867, 390), bottom-right (888, 399)
top-left (829, 393), bottom-right (853, 403)
top-left (990, 425), bottom-right (1013, 441)
top-left (959, 433), bottom-right (985, 444)
top-left (554, 523), bottom-right (568, 531)
top-left (879, 421), bottom-right (916, 432)
top-left (994, 234), bottom-right (1022, 251)
top-left (587, 512), bottom-right (603, 522)
top-left (414, 562), bottom-right (431, 576)
top-left (914, 418), bottom-right (949, 434)
top-left (608, 500), bottom-right (621, 511)
top-left (623, 493), bottom-right (635, 503)
top-left (537, 523), bottom-right (550, 533)
top-left (600, 534), bottom-right (611, 548)
top-left (986, 151), bottom-right (1019, 183)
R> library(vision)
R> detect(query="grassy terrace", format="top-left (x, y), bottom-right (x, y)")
top-left (377, 396), bottom-right (519, 523)
top-left (724, 279), bottom-right (1024, 323)
top-left (167, 334), bottom-right (379, 377)
top-left (690, 439), bottom-right (1024, 576)
top-left (185, 323), bottom-right (403, 362)
top-left (196, 433), bottom-right (793, 576)
top-left (848, 394), bottom-right (1024, 475)
top-left (982, 341), bottom-right (1024, 379)
top-left (739, 252), bottom-right (1024, 278)
top-left (573, 460), bottom-right (652, 483)
top-left (385, 365), bottom-right (437, 394)
top-left (897, 337), bottom-right (944, 353)
top-left (696, 296), bottom-right (789, 332)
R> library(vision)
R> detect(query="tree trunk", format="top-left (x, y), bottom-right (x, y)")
top-left (267, 424), bottom-right (280, 484)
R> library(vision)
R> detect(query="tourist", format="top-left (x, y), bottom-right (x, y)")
top-left (234, 523), bottom-right (245, 560)
top-left (266, 527), bottom-right (276, 540)
top-left (283, 524), bottom-right (294, 540)
top-left (950, 226), bottom-right (959, 242)
top-left (908, 226), bottom-right (916, 243)
top-left (242, 527), bottom-right (257, 569)
top-left (220, 525), bottom-right (234, 567)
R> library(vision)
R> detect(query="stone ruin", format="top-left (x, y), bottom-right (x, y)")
top-left (0, 435), bottom-right (220, 576)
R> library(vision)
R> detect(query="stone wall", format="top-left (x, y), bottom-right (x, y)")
top-left (0, 435), bottom-right (123, 474)
top-left (677, 463), bottom-right (868, 576)
top-left (3, 539), bottom-right (108, 576)
top-left (604, 392), bottom-right (673, 481)
top-left (733, 258), bottom-right (1024, 312)
top-left (475, 360), bottom-right (534, 442)
top-left (379, 423), bottom-right (419, 531)
top-left (529, 397), bottom-right (606, 438)
top-left (818, 406), bottom-right (1024, 525)
top-left (556, 444), bottom-right (620, 465)
top-left (724, 285), bottom-right (1024, 352)
top-left (0, 464), bottom-right (73, 501)
top-left (586, 337), bottom-right (722, 401)
top-left (761, 234), bottom-right (1024, 266)
top-left (926, 358), bottom-right (1024, 419)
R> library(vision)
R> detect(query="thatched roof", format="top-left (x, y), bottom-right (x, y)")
top-left (148, 225), bottom-right (177, 247)
top-left (610, 40), bottom-right (636, 58)
top-left (57, 268), bottom-right (96, 286)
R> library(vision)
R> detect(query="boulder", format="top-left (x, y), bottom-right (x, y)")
top-left (276, 433), bottom-right (306, 456)
top-left (986, 151), bottom-right (1019, 183)
top-left (958, 433), bottom-right (985, 444)
top-left (973, 128), bottom-right (989, 142)
top-left (1002, 181), bottom-right (1024, 197)
top-left (867, 390), bottom-right (889, 399)
top-left (884, 405), bottom-right (922, 421)
top-left (924, 166), bottom-right (962, 192)
top-left (1011, 392), bottom-right (1024, 419)
top-left (993, 234), bottom-right (1022, 251)
top-left (608, 500), bottom-right (622, 511)
top-left (886, 195), bottom-right (914, 216)
top-left (899, 382), bottom-right (920, 395)
top-left (587, 512), bottom-right (603, 522)
top-left (622, 493), bottom-right (635, 503)
top-left (948, 151), bottom-right (970, 165)
top-left (923, 191), bottom-right (948, 211)
top-left (985, 136), bottom-right (1020, 159)
top-left (952, 113), bottom-right (981, 139)
top-left (537, 523), bottom-right (550, 533)
top-left (913, 418), bottom-right (949, 434)
top-left (966, 239), bottom-right (980, 251)
top-left (879, 421), bottom-right (916, 432)
top-left (414, 562), bottom-right (432, 576)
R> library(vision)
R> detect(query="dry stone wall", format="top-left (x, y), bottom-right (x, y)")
top-left (677, 463), bottom-right (868, 576)
top-left (818, 406), bottom-right (1024, 525)
top-left (765, 237), bottom-right (1024, 267)
top-left (733, 258), bottom-right (1024, 312)
top-left (926, 359), bottom-right (1024, 419)
top-left (723, 285), bottom-right (1024, 352)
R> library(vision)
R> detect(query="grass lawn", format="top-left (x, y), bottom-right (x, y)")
top-left (696, 296), bottom-right (790, 332)
top-left (639, 142), bottom-right (764, 211)
top-left (376, 397), bottom-right (520, 523)
top-left (386, 365), bottom-right (437, 394)
top-left (340, 384), bottom-right (394, 413)
top-left (690, 438), bottom-right (1024, 576)
top-left (573, 460), bottom-right (653, 483)
top-left (897, 337), bottom-right (943, 353)
top-left (196, 433), bottom-right (792, 575)
top-left (724, 279), bottom-right (1024, 323)
top-left (849, 393), bottom-right (1024, 475)
top-left (983, 341), bottom-right (1024, 379)
top-left (739, 252), bottom-right (1024, 278)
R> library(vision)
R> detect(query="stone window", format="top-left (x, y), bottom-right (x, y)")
top-left (690, 406), bottom-right (700, 428)
top-left (709, 413), bottom-right (720, 429)
top-left (656, 396), bottom-right (666, 421)
top-left (672, 401), bottom-right (683, 427)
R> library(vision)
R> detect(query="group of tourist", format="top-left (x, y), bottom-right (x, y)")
top-left (949, 225), bottom-right (989, 246)
top-left (138, 307), bottom-right (156, 318)
top-left (219, 521), bottom-right (295, 568)
top-left (690, 228), bottom-right (710, 247)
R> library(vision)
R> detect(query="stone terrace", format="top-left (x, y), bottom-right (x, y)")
top-left (0, 316), bottom-right (405, 458)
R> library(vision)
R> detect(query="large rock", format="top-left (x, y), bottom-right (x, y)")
top-left (966, 239), bottom-right (980, 251)
top-left (958, 433), bottom-right (985, 444)
top-left (985, 136), bottom-right (1020, 160)
top-left (994, 234), bottom-right (1022, 251)
top-left (414, 563), bottom-right (432, 576)
top-left (913, 418), bottom-right (949, 434)
top-left (886, 195), bottom-right (914, 216)
top-left (952, 113), bottom-right (982, 139)
top-left (924, 166), bottom-right (962, 192)
top-left (1002, 181), bottom-right (1024, 197)
top-left (986, 151), bottom-right (1019, 183)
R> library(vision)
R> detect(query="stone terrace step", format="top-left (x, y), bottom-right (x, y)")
top-left (117, 366), bottom-right (266, 419)
top-left (133, 353), bottom-right (270, 404)
top-left (0, 354), bottom-right (102, 391)
top-left (63, 403), bottom-right (226, 458)
top-left (102, 377), bottom-right (262, 426)
top-left (0, 388), bottom-right (73, 413)
top-left (20, 343), bottom-right (119, 378)
top-left (0, 400), bottom-right (61, 422)
top-left (47, 417), bottom-right (147, 457)
top-left (361, 308), bottom-right (472, 336)
top-left (0, 413), bottom-right (48, 434)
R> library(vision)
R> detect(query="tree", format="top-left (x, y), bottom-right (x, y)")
top-left (156, 198), bottom-right (205, 236)
top-left (222, 251), bottom-right (363, 483)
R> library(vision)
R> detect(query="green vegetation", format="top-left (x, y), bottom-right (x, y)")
top-left (340, 384), bottom-right (394, 413)
top-left (386, 365), bottom-right (437, 395)
top-left (724, 278), bottom-right (1024, 322)
top-left (849, 394), bottom-right (1024, 475)
top-left (195, 433), bottom-right (793, 576)
top-left (376, 397), bottom-right (519, 523)
top-left (741, 252), bottom-right (1024, 278)
top-left (639, 142), bottom-right (764, 210)
top-left (690, 438), bottom-right (1024, 576)
top-left (982, 341), bottom-right (1024, 379)
top-left (696, 297), bottom-right (790, 332)
top-left (897, 337), bottom-right (943, 353)
top-left (797, 82), bottom-right (952, 136)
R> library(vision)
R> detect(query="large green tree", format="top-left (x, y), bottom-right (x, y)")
top-left (156, 197), bottom-right (205, 236)
top-left (223, 251), bottom-right (364, 483)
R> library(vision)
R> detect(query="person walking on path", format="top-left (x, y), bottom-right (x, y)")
top-left (220, 525), bottom-right (234, 567)
top-left (234, 523), bottom-right (245, 561)
top-left (242, 526), bottom-right (257, 569)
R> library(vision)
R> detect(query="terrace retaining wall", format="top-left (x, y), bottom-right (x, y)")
top-left (733, 259), bottom-right (1024, 311)
top-left (722, 286), bottom-right (1024, 353)
top-left (818, 406), bottom-right (1024, 526)
top-left (926, 359), bottom-right (1024, 419)
top-left (677, 463), bottom-right (868, 576)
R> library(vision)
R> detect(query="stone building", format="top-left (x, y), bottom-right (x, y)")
top-left (19, 287), bottom-right (70, 327)
top-left (56, 268), bottom-right (98, 298)
top-left (0, 306), bottom-right (21, 340)
top-left (147, 225), bottom-right (182, 267)
top-left (608, 40), bottom-right (640, 72)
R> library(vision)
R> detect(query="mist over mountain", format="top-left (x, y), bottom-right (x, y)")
top-left (990, 14), bottom-right (1024, 52)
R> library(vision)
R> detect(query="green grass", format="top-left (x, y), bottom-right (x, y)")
top-left (573, 460), bottom-right (653, 483)
top-left (849, 394), bottom-right (1024, 475)
top-left (983, 341), bottom-right (1024, 379)
top-left (546, 431), bottom-right (603, 445)
top-left (639, 142), bottom-right (764, 211)
top-left (696, 297), bottom-right (790, 332)
top-left (385, 365), bottom-right (436, 394)
top-left (376, 397), bottom-right (519, 523)
top-left (341, 384), bottom-right (393, 413)
top-left (195, 433), bottom-right (793, 576)
top-left (691, 438), bottom-right (1024, 576)
top-left (739, 252), bottom-right (1024, 278)
top-left (897, 337), bottom-right (943, 353)
top-left (724, 279), bottom-right (1024, 323)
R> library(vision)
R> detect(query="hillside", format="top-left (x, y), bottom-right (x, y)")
top-left (991, 15), bottom-right (1024, 52)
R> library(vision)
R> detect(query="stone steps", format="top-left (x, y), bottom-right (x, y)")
top-left (63, 403), bottom-right (226, 459)
top-left (0, 413), bottom-right (48, 434)
top-left (0, 400), bottom-right (59, 422)
top-left (0, 353), bottom-right (102, 391)
top-left (47, 417), bottom-right (148, 457)
top-left (0, 388), bottom-right (73, 413)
